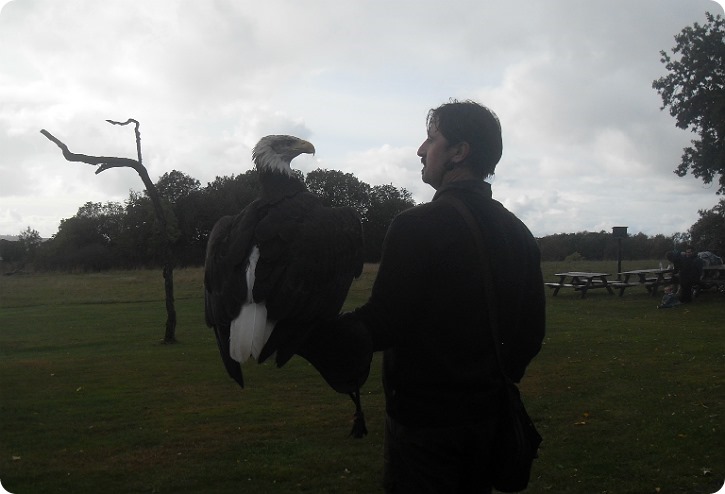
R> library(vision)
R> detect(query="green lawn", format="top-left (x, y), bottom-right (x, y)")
top-left (0, 262), bottom-right (723, 493)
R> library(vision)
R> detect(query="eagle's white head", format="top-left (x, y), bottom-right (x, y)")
top-left (252, 135), bottom-right (315, 176)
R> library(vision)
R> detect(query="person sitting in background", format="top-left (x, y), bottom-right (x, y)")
top-left (657, 285), bottom-right (680, 309)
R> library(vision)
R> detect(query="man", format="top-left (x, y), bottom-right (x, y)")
top-left (668, 246), bottom-right (703, 303)
top-left (301, 100), bottom-right (545, 493)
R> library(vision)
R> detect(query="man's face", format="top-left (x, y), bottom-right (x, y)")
top-left (417, 123), bottom-right (456, 190)
top-left (685, 249), bottom-right (694, 257)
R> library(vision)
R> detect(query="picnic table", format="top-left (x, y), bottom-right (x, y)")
top-left (702, 264), bottom-right (725, 281)
top-left (545, 271), bottom-right (614, 298)
top-left (611, 268), bottom-right (675, 297)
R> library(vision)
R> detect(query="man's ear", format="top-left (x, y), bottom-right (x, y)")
top-left (450, 141), bottom-right (471, 163)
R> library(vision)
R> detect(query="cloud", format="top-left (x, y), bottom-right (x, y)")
top-left (1, 0), bottom-right (723, 239)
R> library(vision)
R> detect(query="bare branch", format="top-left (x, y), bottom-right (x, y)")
top-left (106, 118), bottom-right (139, 128)
top-left (40, 129), bottom-right (140, 175)
top-left (106, 118), bottom-right (143, 169)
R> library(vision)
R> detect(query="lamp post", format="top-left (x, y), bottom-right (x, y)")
top-left (612, 226), bottom-right (628, 280)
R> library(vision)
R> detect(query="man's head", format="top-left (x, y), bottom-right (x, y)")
top-left (424, 99), bottom-right (503, 178)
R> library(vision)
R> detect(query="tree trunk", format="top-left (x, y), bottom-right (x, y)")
top-left (163, 262), bottom-right (177, 344)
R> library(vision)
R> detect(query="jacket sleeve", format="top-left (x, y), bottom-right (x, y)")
top-left (350, 212), bottom-right (430, 351)
top-left (504, 234), bottom-right (546, 383)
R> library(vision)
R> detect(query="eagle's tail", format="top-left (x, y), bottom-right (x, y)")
top-left (230, 246), bottom-right (275, 363)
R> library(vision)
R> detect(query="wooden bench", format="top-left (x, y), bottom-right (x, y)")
top-left (545, 281), bottom-right (605, 289)
top-left (609, 281), bottom-right (643, 296)
top-left (617, 269), bottom-right (675, 297)
top-left (610, 279), bottom-right (674, 296)
top-left (547, 272), bottom-right (614, 298)
top-left (546, 278), bottom-right (613, 297)
top-left (545, 282), bottom-right (573, 296)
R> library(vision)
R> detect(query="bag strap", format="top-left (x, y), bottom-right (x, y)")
top-left (438, 193), bottom-right (511, 383)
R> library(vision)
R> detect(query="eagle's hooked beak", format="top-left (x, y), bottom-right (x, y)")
top-left (290, 139), bottom-right (315, 159)
top-left (277, 138), bottom-right (315, 163)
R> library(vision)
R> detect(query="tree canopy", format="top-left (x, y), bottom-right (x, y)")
top-left (689, 198), bottom-right (725, 253)
top-left (305, 169), bottom-right (372, 218)
top-left (653, 12), bottom-right (725, 193)
top-left (30, 169), bottom-right (417, 271)
top-left (9, 171), bottom-right (725, 271)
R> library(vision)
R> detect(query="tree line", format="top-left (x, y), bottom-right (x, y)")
top-left (1, 168), bottom-right (417, 272)
top-left (4, 176), bottom-right (724, 272)
top-left (537, 198), bottom-right (724, 262)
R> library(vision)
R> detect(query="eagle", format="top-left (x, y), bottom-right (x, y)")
top-left (204, 135), bottom-right (369, 436)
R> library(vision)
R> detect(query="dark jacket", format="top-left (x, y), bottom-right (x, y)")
top-left (669, 251), bottom-right (703, 285)
top-left (353, 180), bottom-right (545, 428)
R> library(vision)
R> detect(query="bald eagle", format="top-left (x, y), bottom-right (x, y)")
top-left (204, 135), bottom-right (369, 435)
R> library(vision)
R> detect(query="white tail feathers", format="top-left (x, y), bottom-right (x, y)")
top-left (229, 246), bottom-right (275, 363)
top-left (230, 302), bottom-right (274, 363)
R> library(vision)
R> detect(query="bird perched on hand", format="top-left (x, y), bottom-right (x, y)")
top-left (204, 135), bottom-right (370, 436)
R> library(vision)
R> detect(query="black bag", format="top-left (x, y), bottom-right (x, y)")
top-left (491, 382), bottom-right (542, 492)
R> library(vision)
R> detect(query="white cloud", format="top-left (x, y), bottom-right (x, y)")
top-left (1, 0), bottom-right (723, 239)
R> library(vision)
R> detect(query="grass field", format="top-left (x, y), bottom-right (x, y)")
top-left (0, 261), bottom-right (723, 493)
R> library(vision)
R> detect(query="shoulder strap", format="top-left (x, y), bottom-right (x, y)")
top-left (438, 193), bottom-right (510, 382)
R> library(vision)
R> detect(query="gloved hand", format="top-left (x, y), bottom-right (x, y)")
top-left (295, 314), bottom-right (373, 394)
top-left (295, 314), bottom-right (373, 438)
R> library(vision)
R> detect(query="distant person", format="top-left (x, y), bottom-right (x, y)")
top-left (667, 246), bottom-right (703, 303)
top-left (657, 285), bottom-right (680, 309)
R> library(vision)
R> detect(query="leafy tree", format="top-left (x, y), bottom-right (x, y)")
top-left (652, 12), bottom-right (725, 193)
top-left (179, 171), bottom-right (262, 263)
top-left (37, 202), bottom-right (124, 271)
top-left (77, 202), bottom-right (126, 246)
top-left (648, 234), bottom-right (677, 259)
top-left (364, 184), bottom-right (416, 261)
top-left (689, 199), bottom-right (725, 253)
top-left (122, 191), bottom-right (180, 266)
top-left (151, 171), bottom-right (202, 266)
top-left (202, 171), bottom-right (261, 223)
top-left (156, 170), bottom-right (201, 204)
top-left (18, 226), bottom-right (42, 263)
top-left (671, 231), bottom-right (692, 250)
top-left (171, 189), bottom-right (208, 265)
top-left (305, 169), bottom-right (371, 219)
top-left (627, 232), bottom-right (652, 260)
top-left (0, 238), bottom-right (24, 265)
top-left (536, 231), bottom-right (682, 262)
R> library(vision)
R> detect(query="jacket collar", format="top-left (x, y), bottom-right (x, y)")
top-left (432, 180), bottom-right (492, 201)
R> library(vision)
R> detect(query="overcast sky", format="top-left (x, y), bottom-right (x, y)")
top-left (1, 0), bottom-right (724, 239)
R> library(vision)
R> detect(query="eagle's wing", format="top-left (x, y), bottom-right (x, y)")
top-left (203, 201), bottom-right (261, 388)
top-left (253, 192), bottom-right (364, 365)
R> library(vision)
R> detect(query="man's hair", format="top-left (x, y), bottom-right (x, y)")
top-left (426, 99), bottom-right (503, 177)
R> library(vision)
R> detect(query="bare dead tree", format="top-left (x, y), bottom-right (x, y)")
top-left (41, 119), bottom-right (177, 344)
